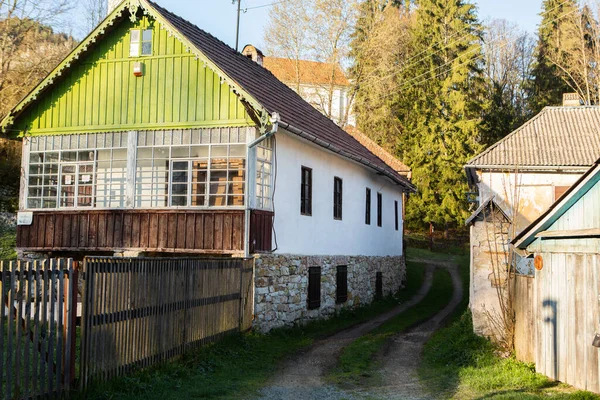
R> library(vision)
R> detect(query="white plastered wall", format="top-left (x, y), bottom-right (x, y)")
top-left (476, 170), bottom-right (583, 233)
top-left (271, 129), bottom-right (404, 256)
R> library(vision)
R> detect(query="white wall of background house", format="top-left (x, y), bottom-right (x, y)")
top-left (272, 129), bottom-right (404, 257)
top-left (297, 84), bottom-right (356, 127)
top-left (476, 170), bottom-right (585, 232)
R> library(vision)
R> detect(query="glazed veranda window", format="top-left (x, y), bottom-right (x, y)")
top-left (25, 130), bottom-right (250, 210)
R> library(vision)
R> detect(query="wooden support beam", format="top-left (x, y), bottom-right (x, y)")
top-left (536, 228), bottom-right (600, 238)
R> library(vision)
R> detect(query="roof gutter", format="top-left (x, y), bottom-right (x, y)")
top-left (465, 164), bottom-right (590, 172)
top-left (279, 120), bottom-right (416, 192)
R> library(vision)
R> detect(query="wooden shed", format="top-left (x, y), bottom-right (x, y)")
top-left (512, 159), bottom-right (600, 393)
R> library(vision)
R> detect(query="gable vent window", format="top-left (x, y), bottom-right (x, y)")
top-left (301, 166), bottom-right (312, 216)
top-left (365, 188), bottom-right (371, 225)
top-left (333, 177), bottom-right (343, 220)
top-left (130, 29), bottom-right (153, 57)
top-left (308, 266), bottom-right (321, 309)
top-left (336, 265), bottom-right (348, 304)
top-left (377, 192), bottom-right (382, 227)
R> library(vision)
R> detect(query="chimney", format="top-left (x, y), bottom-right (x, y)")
top-left (108, 0), bottom-right (122, 14)
top-left (241, 45), bottom-right (264, 66)
top-left (563, 93), bottom-right (583, 107)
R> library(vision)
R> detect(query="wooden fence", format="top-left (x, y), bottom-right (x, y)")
top-left (0, 259), bottom-right (78, 400)
top-left (80, 257), bottom-right (254, 389)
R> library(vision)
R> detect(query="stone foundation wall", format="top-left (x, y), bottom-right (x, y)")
top-left (253, 254), bottom-right (406, 332)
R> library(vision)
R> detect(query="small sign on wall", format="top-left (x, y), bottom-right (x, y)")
top-left (534, 255), bottom-right (543, 271)
top-left (17, 211), bottom-right (33, 226)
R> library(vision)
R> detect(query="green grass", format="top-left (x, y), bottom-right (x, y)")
top-left (406, 246), bottom-right (470, 323)
top-left (328, 266), bottom-right (454, 387)
top-left (78, 282), bottom-right (422, 400)
top-left (0, 226), bottom-right (16, 260)
top-left (419, 312), bottom-right (600, 399)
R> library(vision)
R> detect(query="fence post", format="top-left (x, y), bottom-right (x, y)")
top-left (63, 260), bottom-right (78, 392)
top-left (238, 261), bottom-right (244, 332)
top-left (79, 259), bottom-right (89, 391)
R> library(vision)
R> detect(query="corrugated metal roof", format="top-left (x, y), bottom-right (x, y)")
top-left (147, 1), bottom-right (415, 191)
top-left (467, 106), bottom-right (600, 169)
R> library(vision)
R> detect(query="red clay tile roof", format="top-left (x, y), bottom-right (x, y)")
top-left (345, 126), bottom-right (411, 176)
top-left (263, 57), bottom-right (350, 86)
top-left (148, 1), bottom-right (414, 191)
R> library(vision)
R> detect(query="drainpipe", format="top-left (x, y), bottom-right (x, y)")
top-left (244, 112), bottom-right (279, 259)
top-left (248, 112), bottom-right (279, 149)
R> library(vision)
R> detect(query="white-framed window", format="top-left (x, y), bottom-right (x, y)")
top-left (26, 129), bottom-right (249, 210)
top-left (135, 129), bottom-right (247, 208)
top-left (255, 137), bottom-right (273, 210)
top-left (27, 133), bottom-right (128, 209)
top-left (130, 28), bottom-right (153, 57)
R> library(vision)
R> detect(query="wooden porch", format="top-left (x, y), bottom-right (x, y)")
top-left (17, 209), bottom-right (274, 254)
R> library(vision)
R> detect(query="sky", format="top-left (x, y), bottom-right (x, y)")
top-left (133, 0), bottom-right (545, 52)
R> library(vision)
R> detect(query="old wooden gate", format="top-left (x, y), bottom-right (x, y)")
top-left (0, 259), bottom-right (78, 400)
top-left (80, 257), bottom-right (253, 388)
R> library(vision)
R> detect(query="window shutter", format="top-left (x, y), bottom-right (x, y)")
top-left (336, 266), bottom-right (348, 304)
top-left (395, 200), bottom-right (399, 231)
top-left (377, 193), bottom-right (382, 227)
top-left (375, 272), bottom-right (383, 299)
top-left (308, 266), bottom-right (321, 309)
top-left (365, 188), bottom-right (371, 225)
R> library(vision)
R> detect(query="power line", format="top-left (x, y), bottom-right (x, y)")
top-left (401, 9), bottom-right (576, 92)
top-left (371, 0), bottom-right (575, 88)
top-left (243, 0), bottom-right (291, 12)
top-left (370, 2), bottom-right (577, 101)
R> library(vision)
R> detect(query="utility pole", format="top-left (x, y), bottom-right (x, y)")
top-left (234, 0), bottom-right (241, 51)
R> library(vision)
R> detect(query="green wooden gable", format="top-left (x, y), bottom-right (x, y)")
top-left (4, 2), bottom-right (260, 137)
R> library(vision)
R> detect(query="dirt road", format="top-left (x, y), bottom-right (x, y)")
top-left (361, 260), bottom-right (463, 400)
top-left (256, 260), bottom-right (462, 400)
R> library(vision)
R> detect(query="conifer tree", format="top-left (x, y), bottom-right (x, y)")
top-left (399, 0), bottom-right (485, 230)
top-left (350, 0), bottom-right (413, 146)
top-left (527, 0), bottom-right (578, 112)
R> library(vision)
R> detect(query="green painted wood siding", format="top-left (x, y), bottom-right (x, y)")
top-left (15, 17), bottom-right (252, 135)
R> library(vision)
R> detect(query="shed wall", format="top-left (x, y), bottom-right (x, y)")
top-left (528, 252), bottom-right (600, 393)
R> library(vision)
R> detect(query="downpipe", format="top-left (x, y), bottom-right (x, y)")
top-left (244, 112), bottom-right (280, 259)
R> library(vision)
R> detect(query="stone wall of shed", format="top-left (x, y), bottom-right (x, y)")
top-left (470, 218), bottom-right (511, 341)
top-left (253, 254), bottom-right (406, 332)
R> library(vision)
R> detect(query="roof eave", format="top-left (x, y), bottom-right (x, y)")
top-left (279, 121), bottom-right (416, 192)
top-left (1, 1), bottom-right (133, 135)
top-left (1, 0), bottom-right (271, 135)
top-left (466, 164), bottom-right (591, 173)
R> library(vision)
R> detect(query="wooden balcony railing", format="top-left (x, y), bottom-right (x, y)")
top-left (17, 210), bottom-right (245, 254)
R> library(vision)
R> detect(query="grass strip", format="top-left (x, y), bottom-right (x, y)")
top-left (78, 262), bottom-right (426, 400)
top-left (419, 313), bottom-right (600, 400)
top-left (328, 265), bottom-right (454, 387)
